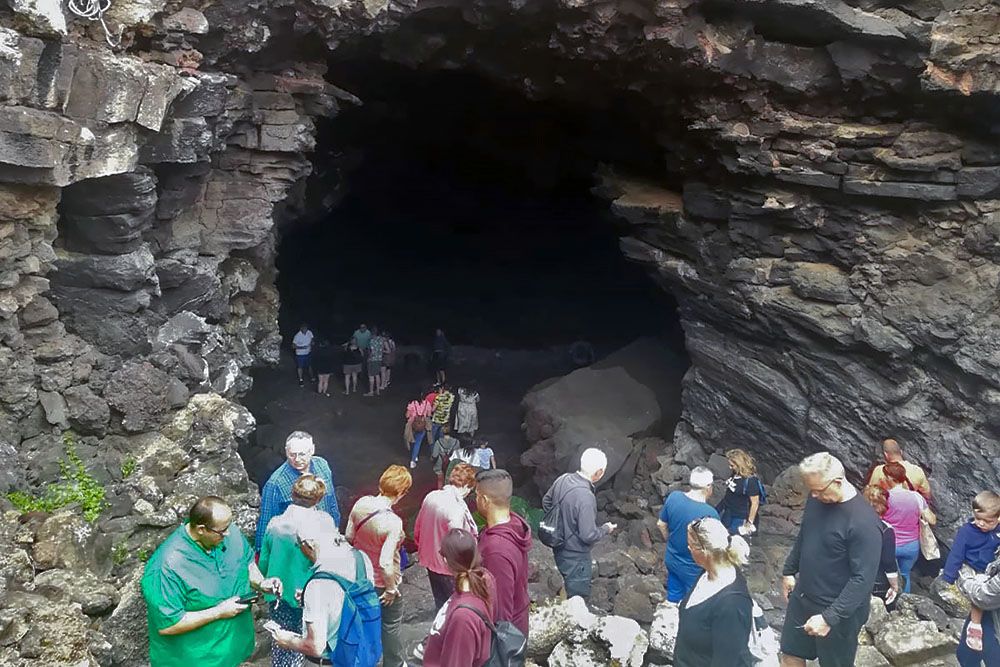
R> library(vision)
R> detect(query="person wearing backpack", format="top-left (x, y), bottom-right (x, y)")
top-left (540, 448), bottom-right (617, 601)
top-left (716, 449), bottom-right (766, 537)
top-left (674, 516), bottom-right (754, 667)
top-left (422, 528), bottom-right (497, 667)
top-left (272, 512), bottom-right (382, 667)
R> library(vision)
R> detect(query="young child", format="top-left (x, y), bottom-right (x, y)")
top-left (472, 438), bottom-right (495, 471)
top-left (430, 425), bottom-right (460, 489)
top-left (941, 491), bottom-right (1000, 651)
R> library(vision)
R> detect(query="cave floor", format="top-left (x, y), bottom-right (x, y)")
top-left (240, 345), bottom-right (579, 522)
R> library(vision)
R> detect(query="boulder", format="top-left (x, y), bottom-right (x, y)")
top-left (32, 568), bottom-right (119, 616)
top-left (593, 615), bottom-right (648, 667)
top-left (31, 510), bottom-right (101, 572)
top-left (63, 384), bottom-right (110, 436)
top-left (521, 338), bottom-right (676, 490)
top-left (527, 596), bottom-right (597, 661)
top-left (648, 601), bottom-right (680, 661)
top-left (104, 360), bottom-right (175, 432)
top-left (873, 615), bottom-right (958, 664)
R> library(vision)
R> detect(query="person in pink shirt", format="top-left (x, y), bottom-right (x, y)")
top-left (414, 463), bottom-right (479, 609)
top-left (421, 529), bottom-right (496, 667)
top-left (882, 461), bottom-right (936, 592)
top-left (404, 394), bottom-right (435, 468)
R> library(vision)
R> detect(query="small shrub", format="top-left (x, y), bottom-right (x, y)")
top-left (121, 456), bottom-right (138, 479)
top-left (137, 547), bottom-right (152, 562)
top-left (112, 541), bottom-right (129, 566)
top-left (6, 434), bottom-right (109, 522)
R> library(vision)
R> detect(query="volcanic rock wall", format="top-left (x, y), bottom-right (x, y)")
top-left (0, 0), bottom-right (995, 665)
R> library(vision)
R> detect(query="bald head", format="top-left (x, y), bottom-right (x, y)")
top-left (189, 496), bottom-right (231, 529)
top-left (882, 438), bottom-right (902, 461)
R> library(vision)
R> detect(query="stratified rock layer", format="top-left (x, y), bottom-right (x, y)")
top-left (0, 0), bottom-right (995, 665)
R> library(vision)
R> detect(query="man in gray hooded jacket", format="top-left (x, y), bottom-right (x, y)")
top-left (958, 551), bottom-right (1000, 666)
top-left (541, 447), bottom-right (617, 601)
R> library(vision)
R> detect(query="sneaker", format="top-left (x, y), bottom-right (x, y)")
top-left (298, 379), bottom-right (304, 386)
top-left (409, 460), bottom-right (417, 469)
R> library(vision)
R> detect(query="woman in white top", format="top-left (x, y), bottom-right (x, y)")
top-left (455, 387), bottom-right (480, 435)
top-left (674, 517), bottom-right (754, 667)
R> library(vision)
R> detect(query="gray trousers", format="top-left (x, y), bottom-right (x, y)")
top-left (376, 587), bottom-right (405, 667)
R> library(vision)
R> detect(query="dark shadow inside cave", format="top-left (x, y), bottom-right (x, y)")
top-left (275, 62), bottom-right (685, 351)
top-left (243, 61), bottom-right (691, 503)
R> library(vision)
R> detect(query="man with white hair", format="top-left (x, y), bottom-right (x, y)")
top-left (272, 512), bottom-right (378, 664)
top-left (256, 431), bottom-right (341, 552)
top-left (657, 466), bottom-right (719, 603)
top-left (541, 447), bottom-right (617, 601)
top-left (779, 452), bottom-right (881, 667)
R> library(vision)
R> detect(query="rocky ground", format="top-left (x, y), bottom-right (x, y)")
top-left (0, 0), bottom-right (996, 665)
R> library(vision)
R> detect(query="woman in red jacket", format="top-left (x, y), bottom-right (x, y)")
top-left (422, 529), bottom-right (496, 667)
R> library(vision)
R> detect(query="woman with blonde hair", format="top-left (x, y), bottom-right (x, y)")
top-left (674, 516), bottom-right (754, 667)
top-left (716, 448), bottom-right (764, 536)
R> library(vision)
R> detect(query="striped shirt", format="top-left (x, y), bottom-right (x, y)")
top-left (255, 457), bottom-right (340, 552)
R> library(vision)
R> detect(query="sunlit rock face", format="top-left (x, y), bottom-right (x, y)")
top-left (0, 0), bottom-right (996, 664)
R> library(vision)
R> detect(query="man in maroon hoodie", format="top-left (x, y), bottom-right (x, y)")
top-left (475, 469), bottom-right (532, 635)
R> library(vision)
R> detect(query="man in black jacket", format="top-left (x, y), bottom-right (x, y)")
top-left (779, 452), bottom-right (882, 667)
top-left (541, 447), bottom-right (617, 601)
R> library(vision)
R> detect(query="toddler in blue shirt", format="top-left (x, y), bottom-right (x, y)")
top-left (941, 491), bottom-right (1000, 652)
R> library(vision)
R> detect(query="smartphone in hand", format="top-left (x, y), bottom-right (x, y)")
top-left (237, 593), bottom-right (261, 605)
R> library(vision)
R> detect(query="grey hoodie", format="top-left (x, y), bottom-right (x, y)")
top-left (541, 472), bottom-right (610, 553)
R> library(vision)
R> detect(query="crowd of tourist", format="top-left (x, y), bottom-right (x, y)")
top-left (292, 322), bottom-right (415, 396)
top-left (139, 364), bottom-right (1000, 667)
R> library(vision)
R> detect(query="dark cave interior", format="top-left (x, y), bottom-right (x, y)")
top-left (275, 61), bottom-right (685, 352)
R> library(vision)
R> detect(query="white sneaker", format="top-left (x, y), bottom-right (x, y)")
top-left (409, 460), bottom-right (417, 469)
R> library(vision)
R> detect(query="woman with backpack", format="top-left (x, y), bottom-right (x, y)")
top-left (674, 516), bottom-right (754, 667)
top-left (716, 449), bottom-right (765, 536)
top-left (421, 528), bottom-right (496, 667)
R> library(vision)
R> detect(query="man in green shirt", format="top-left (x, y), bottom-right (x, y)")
top-left (142, 496), bottom-right (282, 667)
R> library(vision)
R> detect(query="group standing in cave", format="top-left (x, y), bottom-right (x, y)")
top-left (145, 323), bottom-right (1000, 667)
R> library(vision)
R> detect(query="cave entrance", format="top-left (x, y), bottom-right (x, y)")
top-left (243, 60), bottom-right (689, 504)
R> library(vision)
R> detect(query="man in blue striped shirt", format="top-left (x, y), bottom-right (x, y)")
top-left (255, 431), bottom-right (340, 552)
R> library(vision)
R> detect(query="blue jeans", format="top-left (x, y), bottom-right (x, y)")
top-left (666, 566), bottom-right (701, 603)
top-left (410, 430), bottom-right (426, 462)
top-left (895, 539), bottom-right (920, 593)
top-left (431, 422), bottom-right (444, 443)
top-left (957, 610), bottom-right (999, 666)
top-left (553, 548), bottom-right (593, 600)
top-left (726, 516), bottom-right (746, 535)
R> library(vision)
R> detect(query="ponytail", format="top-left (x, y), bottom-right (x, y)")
top-left (455, 565), bottom-right (492, 608)
top-left (726, 533), bottom-right (751, 567)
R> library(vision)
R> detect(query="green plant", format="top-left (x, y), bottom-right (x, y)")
top-left (472, 496), bottom-right (543, 535)
top-left (112, 540), bottom-right (129, 566)
top-left (137, 547), bottom-right (152, 562)
top-left (511, 495), bottom-right (544, 536)
top-left (6, 434), bottom-right (109, 522)
top-left (121, 456), bottom-right (138, 479)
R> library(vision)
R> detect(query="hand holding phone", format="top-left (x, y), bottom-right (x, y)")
top-left (236, 593), bottom-right (261, 605)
